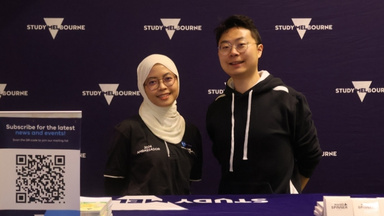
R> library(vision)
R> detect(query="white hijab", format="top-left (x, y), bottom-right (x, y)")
top-left (137, 54), bottom-right (185, 144)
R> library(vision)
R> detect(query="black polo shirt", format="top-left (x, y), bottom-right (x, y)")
top-left (104, 115), bottom-right (202, 195)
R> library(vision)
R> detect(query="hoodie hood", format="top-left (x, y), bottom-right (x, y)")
top-left (223, 70), bottom-right (289, 172)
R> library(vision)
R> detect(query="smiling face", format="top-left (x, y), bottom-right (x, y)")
top-left (144, 64), bottom-right (179, 107)
top-left (218, 27), bottom-right (263, 80)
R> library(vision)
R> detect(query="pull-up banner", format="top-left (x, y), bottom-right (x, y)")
top-left (0, 111), bottom-right (82, 216)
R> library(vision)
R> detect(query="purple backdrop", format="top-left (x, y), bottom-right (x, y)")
top-left (1, 0), bottom-right (384, 195)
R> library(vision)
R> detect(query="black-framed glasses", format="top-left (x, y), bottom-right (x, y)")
top-left (218, 42), bottom-right (257, 55)
top-left (144, 73), bottom-right (177, 91)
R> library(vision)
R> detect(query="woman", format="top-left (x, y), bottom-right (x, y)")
top-left (104, 54), bottom-right (202, 195)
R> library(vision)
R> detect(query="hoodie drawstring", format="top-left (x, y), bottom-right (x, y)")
top-left (243, 90), bottom-right (253, 160)
top-left (229, 90), bottom-right (253, 172)
top-left (230, 93), bottom-right (235, 172)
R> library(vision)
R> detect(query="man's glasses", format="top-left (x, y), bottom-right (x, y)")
top-left (144, 74), bottom-right (177, 91)
top-left (218, 42), bottom-right (257, 55)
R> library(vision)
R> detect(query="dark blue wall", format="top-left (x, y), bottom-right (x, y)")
top-left (1, 0), bottom-right (384, 195)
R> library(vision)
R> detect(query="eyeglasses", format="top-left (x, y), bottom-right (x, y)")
top-left (144, 74), bottom-right (177, 91)
top-left (218, 42), bottom-right (257, 55)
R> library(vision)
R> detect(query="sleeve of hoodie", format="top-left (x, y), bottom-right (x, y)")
top-left (206, 103), bottom-right (216, 159)
top-left (206, 101), bottom-right (221, 161)
top-left (292, 92), bottom-right (322, 178)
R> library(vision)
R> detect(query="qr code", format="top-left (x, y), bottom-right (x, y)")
top-left (15, 154), bottom-right (66, 204)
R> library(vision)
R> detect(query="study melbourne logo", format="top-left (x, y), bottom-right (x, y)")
top-left (0, 84), bottom-right (29, 100)
top-left (144, 18), bottom-right (202, 40)
top-left (27, 18), bottom-right (86, 39)
top-left (275, 18), bottom-right (333, 39)
top-left (335, 81), bottom-right (384, 102)
top-left (82, 84), bottom-right (140, 105)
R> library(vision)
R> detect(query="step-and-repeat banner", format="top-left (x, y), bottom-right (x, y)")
top-left (1, 0), bottom-right (383, 195)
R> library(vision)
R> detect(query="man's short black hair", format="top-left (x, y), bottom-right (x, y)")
top-left (214, 15), bottom-right (262, 46)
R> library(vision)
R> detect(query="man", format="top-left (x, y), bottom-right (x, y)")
top-left (206, 15), bottom-right (322, 194)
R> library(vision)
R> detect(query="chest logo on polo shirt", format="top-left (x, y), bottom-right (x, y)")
top-left (181, 141), bottom-right (195, 155)
top-left (137, 145), bottom-right (160, 155)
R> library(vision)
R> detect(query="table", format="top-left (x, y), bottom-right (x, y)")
top-left (111, 194), bottom-right (326, 216)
